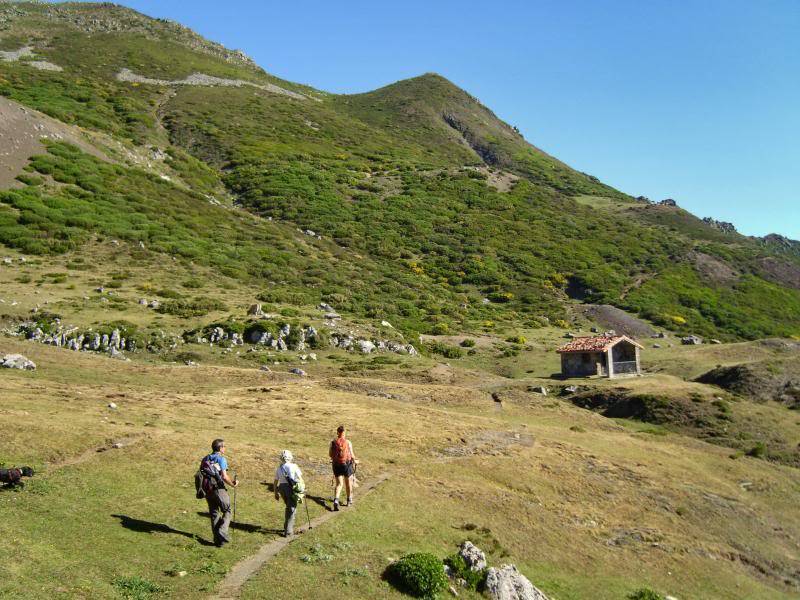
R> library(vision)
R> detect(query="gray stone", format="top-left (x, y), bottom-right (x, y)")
top-left (319, 302), bottom-right (334, 312)
top-left (681, 335), bottom-right (703, 345)
top-left (101, 334), bottom-right (109, 349)
top-left (110, 329), bottom-right (121, 349)
top-left (289, 367), bottom-right (306, 376)
top-left (357, 339), bottom-right (376, 354)
top-left (561, 385), bottom-right (579, 395)
top-left (1, 354), bottom-right (36, 370)
top-left (652, 343), bottom-right (662, 349)
top-left (324, 312), bottom-right (341, 320)
top-left (247, 303), bottom-right (262, 316)
top-left (529, 386), bottom-right (547, 395)
top-left (107, 402), bottom-right (117, 409)
top-left (148, 300), bottom-right (160, 309)
top-left (485, 565), bottom-right (549, 600)
top-left (710, 339), bottom-right (722, 344)
top-left (458, 541), bottom-right (487, 571)
top-left (259, 365), bottom-right (272, 372)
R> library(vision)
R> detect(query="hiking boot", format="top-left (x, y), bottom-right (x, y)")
top-left (333, 498), bottom-right (340, 511)
top-left (346, 496), bottom-right (354, 507)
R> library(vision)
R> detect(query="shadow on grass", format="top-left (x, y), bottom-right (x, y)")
top-left (195, 512), bottom-right (283, 534)
top-left (306, 494), bottom-right (332, 512)
top-left (112, 514), bottom-right (215, 546)
top-left (260, 481), bottom-right (332, 511)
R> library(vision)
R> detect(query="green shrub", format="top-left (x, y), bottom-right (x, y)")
top-left (156, 297), bottom-right (226, 318)
top-left (181, 277), bottom-right (205, 289)
top-left (460, 338), bottom-right (476, 347)
top-left (430, 322), bottom-right (450, 335)
top-left (427, 341), bottom-right (464, 359)
top-left (385, 553), bottom-right (448, 599)
top-left (746, 442), bottom-right (767, 458)
top-left (628, 588), bottom-right (665, 600)
top-left (443, 552), bottom-right (486, 591)
top-left (155, 288), bottom-right (183, 299)
top-left (506, 335), bottom-right (526, 344)
top-left (112, 576), bottom-right (164, 599)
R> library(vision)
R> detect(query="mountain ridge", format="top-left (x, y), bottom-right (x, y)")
top-left (1, 0), bottom-right (799, 341)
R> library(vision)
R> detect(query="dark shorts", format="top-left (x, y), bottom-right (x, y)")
top-left (332, 461), bottom-right (354, 477)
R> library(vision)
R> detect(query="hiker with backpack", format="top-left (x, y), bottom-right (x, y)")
top-left (0, 466), bottom-right (34, 488)
top-left (195, 438), bottom-right (238, 547)
top-left (274, 449), bottom-right (305, 537)
top-left (329, 425), bottom-right (358, 511)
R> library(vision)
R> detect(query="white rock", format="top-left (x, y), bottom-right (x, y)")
top-left (1, 354), bottom-right (36, 370)
top-left (485, 565), bottom-right (549, 600)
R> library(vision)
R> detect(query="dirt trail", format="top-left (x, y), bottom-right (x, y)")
top-left (213, 472), bottom-right (391, 599)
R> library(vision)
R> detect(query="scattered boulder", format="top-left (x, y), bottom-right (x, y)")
top-left (682, 335), bottom-right (703, 345)
top-left (323, 312), bottom-right (341, 320)
top-left (458, 541), bottom-right (487, 571)
top-left (357, 339), bottom-right (376, 354)
top-left (1, 354), bottom-right (36, 370)
top-left (259, 365), bottom-right (271, 372)
top-left (528, 386), bottom-right (547, 396)
top-left (107, 402), bottom-right (118, 410)
top-left (247, 303), bottom-right (263, 316)
top-left (289, 367), bottom-right (306, 376)
top-left (653, 344), bottom-right (662, 349)
top-left (319, 302), bottom-right (334, 312)
top-left (560, 385), bottom-right (579, 396)
top-left (710, 339), bottom-right (722, 345)
top-left (485, 565), bottom-right (549, 600)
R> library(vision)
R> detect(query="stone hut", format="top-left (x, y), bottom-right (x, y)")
top-left (557, 335), bottom-right (642, 378)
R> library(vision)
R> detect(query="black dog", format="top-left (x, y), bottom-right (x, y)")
top-left (0, 467), bottom-right (34, 487)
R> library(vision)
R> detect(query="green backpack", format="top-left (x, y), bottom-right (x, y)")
top-left (283, 465), bottom-right (305, 504)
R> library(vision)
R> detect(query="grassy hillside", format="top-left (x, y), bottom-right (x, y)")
top-left (2, 1), bottom-right (799, 339)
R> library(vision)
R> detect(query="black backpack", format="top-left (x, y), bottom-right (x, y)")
top-left (194, 456), bottom-right (225, 499)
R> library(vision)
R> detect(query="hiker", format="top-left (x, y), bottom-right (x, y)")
top-left (274, 449), bottom-right (304, 537)
top-left (198, 439), bottom-right (238, 547)
top-left (329, 425), bottom-right (357, 511)
top-left (0, 466), bottom-right (34, 487)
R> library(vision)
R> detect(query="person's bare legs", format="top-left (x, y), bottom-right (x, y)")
top-left (345, 475), bottom-right (353, 506)
top-left (333, 474), bottom-right (344, 509)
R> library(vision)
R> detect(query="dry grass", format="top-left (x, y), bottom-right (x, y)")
top-left (1, 338), bottom-right (799, 599)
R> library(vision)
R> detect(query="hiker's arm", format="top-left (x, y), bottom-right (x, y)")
top-left (273, 477), bottom-right (280, 500)
top-left (328, 442), bottom-right (334, 460)
top-left (221, 470), bottom-right (238, 487)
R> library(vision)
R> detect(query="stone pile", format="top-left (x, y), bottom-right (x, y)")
top-left (330, 333), bottom-right (417, 356)
top-left (19, 320), bottom-right (135, 355)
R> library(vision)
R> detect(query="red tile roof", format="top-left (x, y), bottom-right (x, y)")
top-left (556, 335), bottom-right (642, 353)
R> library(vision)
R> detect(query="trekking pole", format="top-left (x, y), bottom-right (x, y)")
top-left (305, 496), bottom-right (312, 530)
top-left (232, 471), bottom-right (238, 524)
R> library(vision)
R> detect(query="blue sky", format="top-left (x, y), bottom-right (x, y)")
top-left (78, 0), bottom-right (799, 238)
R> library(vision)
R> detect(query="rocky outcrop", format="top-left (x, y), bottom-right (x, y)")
top-left (702, 217), bottom-right (737, 234)
top-left (330, 333), bottom-right (417, 356)
top-left (14, 318), bottom-right (135, 356)
top-left (458, 541), bottom-right (487, 571)
top-left (681, 335), bottom-right (702, 345)
top-left (1, 354), bottom-right (36, 370)
top-left (485, 565), bottom-right (549, 600)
